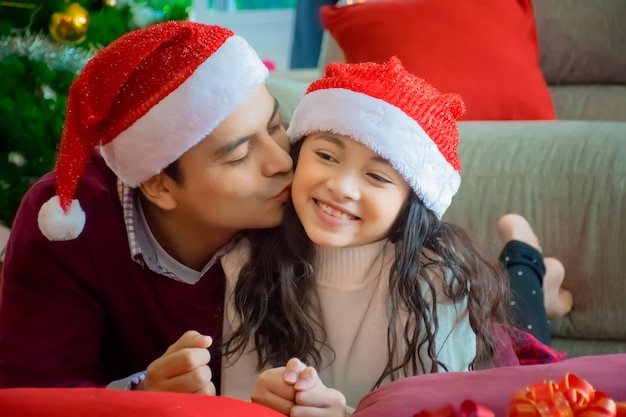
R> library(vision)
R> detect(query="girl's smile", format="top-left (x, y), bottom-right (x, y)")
top-left (292, 132), bottom-right (410, 248)
top-left (314, 199), bottom-right (360, 222)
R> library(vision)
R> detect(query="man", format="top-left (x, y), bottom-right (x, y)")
top-left (0, 21), bottom-right (292, 394)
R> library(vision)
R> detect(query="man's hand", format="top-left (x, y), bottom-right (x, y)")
top-left (135, 330), bottom-right (215, 395)
top-left (251, 358), bottom-right (308, 415)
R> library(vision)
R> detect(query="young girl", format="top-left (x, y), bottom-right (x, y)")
top-left (254, 214), bottom-right (573, 407)
top-left (219, 57), bottom-right (511, 414)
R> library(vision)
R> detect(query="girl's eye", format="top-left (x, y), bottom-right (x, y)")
top-left (315, 151), bottom-right (336, 162)
top-left (368, 173), bottom-right (392, 184)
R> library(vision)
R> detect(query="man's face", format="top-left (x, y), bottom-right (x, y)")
top-left (167, 85), bottom-right (293, 236)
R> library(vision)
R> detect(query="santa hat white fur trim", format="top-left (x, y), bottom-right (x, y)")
top-left (101, 35), bottom-right (269, 187)
top-left (287, 89), bottom-right (460, 218)
top-left (38, 195), bottom-right (86, 241)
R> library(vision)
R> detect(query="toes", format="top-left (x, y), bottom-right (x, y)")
top-left (543, 257), bottom-right (565, 290)
top-left (542, 258), bottom-right (572, 319)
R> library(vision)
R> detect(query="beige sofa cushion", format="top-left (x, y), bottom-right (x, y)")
top-left (550, 85), bottom-right (626, 122)
top-left (534, 0), bottom-right (626, 85)
top-left (444, 121), bottom-right (626, 352)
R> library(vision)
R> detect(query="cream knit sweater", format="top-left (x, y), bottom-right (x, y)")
top-left (220, 238), bottom-right (475, 410)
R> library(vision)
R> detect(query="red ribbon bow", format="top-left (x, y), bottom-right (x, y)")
top-left (413, 374), bottom-right (625, 417)
top-left (507, 374), bottom-right (626, 417)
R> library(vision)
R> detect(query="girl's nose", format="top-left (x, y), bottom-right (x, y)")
top-left (327, 173), bottom-right (361, 200)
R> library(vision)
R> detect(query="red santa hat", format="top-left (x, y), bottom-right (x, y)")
top-left (286, 57), bottom-right (465, 218)
top-left (38, 21), bottom-right (269, 241)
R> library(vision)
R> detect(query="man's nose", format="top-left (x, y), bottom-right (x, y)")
top-left (262, 138), bottom-right (293, 177)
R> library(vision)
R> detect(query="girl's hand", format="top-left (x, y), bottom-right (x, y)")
top-left (136, 330), bottom-right (215, 395)
top-left (252, 358), bottom-right (308, 415)
top-left (292, 366), bottom-right (347, 417)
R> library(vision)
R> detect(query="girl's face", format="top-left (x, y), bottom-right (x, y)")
top-left (292, 132), bottom-right (411, 248)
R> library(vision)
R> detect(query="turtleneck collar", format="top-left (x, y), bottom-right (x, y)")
top-left (313, 239), bottom-right (393, 289)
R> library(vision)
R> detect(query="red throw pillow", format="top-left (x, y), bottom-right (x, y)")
top-left (0, 388), bottom-right (284, 417)
top-left (352, 354), bottom-right (626, 417)
top-left (320, 0), bottom-right (556, 121)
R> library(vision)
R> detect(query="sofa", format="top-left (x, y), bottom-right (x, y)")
top-left (266, 0), bottom-right (626, 358)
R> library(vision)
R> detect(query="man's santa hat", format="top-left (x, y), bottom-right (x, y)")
top-left (287, 57), bottom-right (465, 218)
top-left (38, 21), bottom-right (269, 241)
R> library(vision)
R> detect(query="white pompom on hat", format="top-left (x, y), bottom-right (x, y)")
top-left (286, 57), bottom-right (465, 219)
top-left (38, 21), bottom-right (269, 241)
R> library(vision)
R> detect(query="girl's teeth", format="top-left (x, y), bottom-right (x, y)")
top-left (317, 201), bottom-right (355, 220)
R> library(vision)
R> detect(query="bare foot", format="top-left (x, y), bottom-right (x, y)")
top-left (496, 213), bottom-right (542, 253)
top-left (543, 257), bottom-right (574, 319)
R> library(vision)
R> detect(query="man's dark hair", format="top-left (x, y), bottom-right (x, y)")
top-left (163, 159), bottom-right (184, 185)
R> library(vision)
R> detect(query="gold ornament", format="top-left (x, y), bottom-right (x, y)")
top-left (102, 0), bottom-right (116, 7)
top-left (49, 3), bottom-right (90, 45)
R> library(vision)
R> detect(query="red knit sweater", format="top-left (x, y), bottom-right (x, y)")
top-left (0, 151), bottom-right (225, 388)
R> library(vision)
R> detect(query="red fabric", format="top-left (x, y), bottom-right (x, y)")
top-left (0, 261), bottom-right (3, 299)
top-left (352, 354), bottom-right (626, 417)
top-left (492, 324), bottom-right (521, 367)
top-left (306, 58), bottom-right (464, 171)
top-left (0, 151), bottom-right (226, 388)
top-left (510, 327), bottom-right (567, 365)
top-left (58, 21), bottom-right (234, 210)
top-left (320, 0), bottom-right (556, 121)
top-left (0, 388), bottom-right (283, 417)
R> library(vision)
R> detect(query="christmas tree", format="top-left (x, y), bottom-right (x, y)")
top-left (0, 0), bottom-right (190, 227)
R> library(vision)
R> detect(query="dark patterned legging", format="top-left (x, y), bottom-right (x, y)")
top-left (499, 240), bottom-right (551, 345)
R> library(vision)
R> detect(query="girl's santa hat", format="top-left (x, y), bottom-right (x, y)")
top-left (38, 21), bottom-right (269, 241)
top-left (287, 57), bottom-right (465, 219)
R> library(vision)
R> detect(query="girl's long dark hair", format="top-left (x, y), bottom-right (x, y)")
top-left (222, 140), bottom-right (511, 386)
